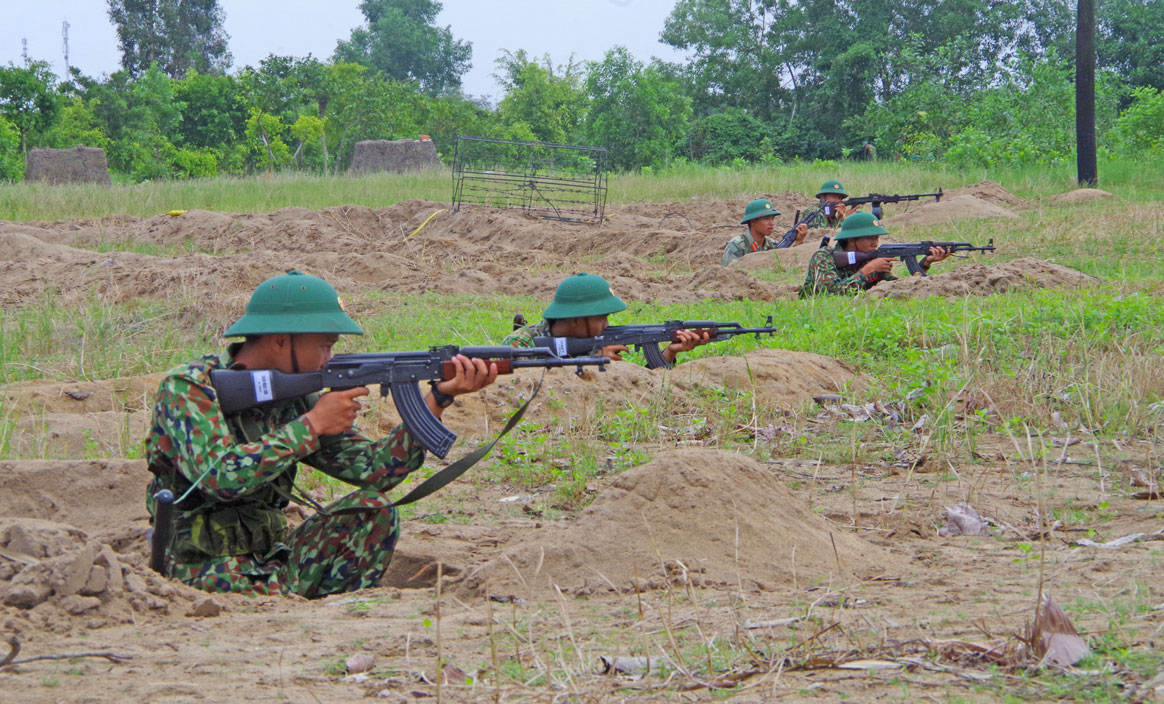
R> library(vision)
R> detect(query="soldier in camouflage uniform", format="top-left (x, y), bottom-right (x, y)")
top-left (145, 271), bottom-right (497, 598)
top-left (800, 212), bottom-right (950, 296)
top-left (503, 273), bottom-right (709, 365)
top-left (722, 198), bottom-right (808, 266)
top-left (804, 179), bottom-right (858, 229)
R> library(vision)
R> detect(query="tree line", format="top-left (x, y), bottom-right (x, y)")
top-left (1, 0), bottom-right (1162, 182)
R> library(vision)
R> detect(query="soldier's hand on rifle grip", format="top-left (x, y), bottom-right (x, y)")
top-left (304, 386), bottom-right (369, 436)
top-left (601, 345), bottom-right (630, 362)
top-left (921, 247), bottom-right (951, 267)
top-left (859, 258), bottom-right (895, 276)
top-left (795, 223), bottom-right (809, 244)
top-left (437, 355), bottom-right (499, 397)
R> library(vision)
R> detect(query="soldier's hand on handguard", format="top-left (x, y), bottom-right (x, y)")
top-left (601, 344), bottom-right (630, 362)
top-left (305, 386), bottom-right (370, 436)
top-left (859, 258), bottom-right (895, 276)
top-left (921, 247), bottom-right (950, 267)
top-left (795, 222), bottom-right (809, 244)
top-left (436, 354), bottom-right (499, 396)
top-left (663, 329), bottom-right (712, 365)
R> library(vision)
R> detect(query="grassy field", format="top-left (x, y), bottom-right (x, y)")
top-left (3, 156), bottom-right (1163, 221)
top-left (2, 162), bottom-right (1163, 702)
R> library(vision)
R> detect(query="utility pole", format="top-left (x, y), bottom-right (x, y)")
top-left (62, 21), bottom-right (71, 73)
top-left (1076, 0), bottom-right (1098, 186)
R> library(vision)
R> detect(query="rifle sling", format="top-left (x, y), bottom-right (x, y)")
top-left (325, 375), bottom-right (545, 515)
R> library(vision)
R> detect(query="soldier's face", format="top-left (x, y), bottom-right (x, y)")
top-left (558, 315), bottom-right (609, 337)
top-left (750, 214), bottom-right (776, 236)
top-left (852, 235), bottom-right (881, 252)
top-left (288, 333), bottom-right (340, 371)
top-left (821, 194), bottom-right (844, 203)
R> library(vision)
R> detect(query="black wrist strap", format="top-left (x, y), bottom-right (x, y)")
top-left (429, 380), bottom-right (456, 408)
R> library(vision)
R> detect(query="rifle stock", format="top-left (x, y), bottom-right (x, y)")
top-left (209, 346), bottom-right (608, 458)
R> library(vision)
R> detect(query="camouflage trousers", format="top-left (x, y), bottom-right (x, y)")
top-left (171, 488), bottom-right (399, 599)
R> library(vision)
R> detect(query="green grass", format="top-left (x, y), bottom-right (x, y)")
top-left (3, 157), bottom-right (1163, 221)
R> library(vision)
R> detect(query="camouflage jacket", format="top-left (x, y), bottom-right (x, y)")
top-left (145, 352), bottom-right (425, 565)
top-left (503, 320), bottom-right (551, 348)
top-left (804, 201), bottom-right (846, 229)
top-left (800, 246), bottom-right (899, 297)
top-left (722, 231), bottom-right (780, 266)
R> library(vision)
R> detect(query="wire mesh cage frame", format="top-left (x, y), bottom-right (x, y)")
top-left (451, 135), bottom-right (609, 224)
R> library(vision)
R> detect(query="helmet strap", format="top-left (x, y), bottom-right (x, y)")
top-left (288, 334), bottom-right (301, 374)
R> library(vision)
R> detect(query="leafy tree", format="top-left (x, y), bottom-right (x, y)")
top-left (1107, 87), bottom-right (1164, 154)
top-left (41, 97), bottom-right (111, 150)
top-left (0, 115), bottom-right (21, 180)
top-left (494, 50), bottom-right (586, 144)
top-left (334, 0), bottom-right (471, 94)
top-left (686, 108), bottom-right (772, 164)
top-left (1097, 0), bottom-right (1164, 92)
top-left (584, 48), bottom-right (692, 170)
top-left (172, 69), bottom-right (247, 150)
top-left (0, 61), bottom-right (61, 152)
top-left (107, 0), bottom-right (232, 78)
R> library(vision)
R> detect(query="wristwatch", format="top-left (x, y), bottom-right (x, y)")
top-left (429, 381), bottom-right (456, 408)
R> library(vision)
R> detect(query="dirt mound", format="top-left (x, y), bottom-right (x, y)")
top-left (867, 257), bottom-right (1099, 300)
top-left (728, 242), bottom-right (824, 275)
top-left (377, 363), bottom-right (667, 442)
top-left (0, 518), bottom-right (225, 633)
top-left (0, 460), bottom-right (149, 539)
top-left (25, 146), bottom-right (111, 185)
top-left (666, 349), bottom-right (866, 411)
top-left (1, 374), bottom-right (163, 414)
top-left (885, 195), bottom-right (1018, 229)
top-left (0, 230), bottom-right (82, 260)
top-left (458, 450), bottom-right (903, 598)
top-left (9, 411), bottom-right (150, 460)
top-left (678, 266), bottom-right (796, 301)
top-left (945, 180), bottom-right (1030, 209)
top-left (1046, 188), bottom-right (1118, 204)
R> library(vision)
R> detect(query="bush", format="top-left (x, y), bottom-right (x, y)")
top-left (1107, 86), bottom-right (1164, 154)
top-left (686, 109), bottom-right (773, 164)
top-left (0, 115), bottom-right (22, 181)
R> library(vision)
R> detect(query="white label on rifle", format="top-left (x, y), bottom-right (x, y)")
top-left (846, 252), bottom-right (858, 266)
top-left (553, 337), bottom-right (568, 357)
top-left (252, 371), bottom-right (273, 402)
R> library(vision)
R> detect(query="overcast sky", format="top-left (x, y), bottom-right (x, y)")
top-left (2, 1), bottom-right (688, 101)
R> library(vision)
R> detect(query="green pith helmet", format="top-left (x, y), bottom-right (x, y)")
top-left (815, 180), bottom-right (848, 198)
top-left (224, 270), bottom-right (364, 337)
top-left (832, 211), bottom-right (888, 241)
top-left (740, 198), bottom-right (780, 225)
top-left (541, 273), bottom-right (627, 320)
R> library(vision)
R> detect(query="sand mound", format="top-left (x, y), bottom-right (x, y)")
top-left (1046, 188), bottom-right (1117, 204)
top-left (666, 349), bottom-right (865, 411)
top-left (0, 230), bottom-right (83, 260)
top-left (0, 460), bottom-right (149, 539)
top-left (728, 242), bottom-right (825, 275)
top-left (867, 257), bottom-right (1099, 300)
top-left (458, 450), bottom-right (903, 598)
top-left (8, 411), bottom-right (150, 460)
top-left (885, 195), bottom-right (1018, 229)
top-left (0, 518), bottom-right (223, 633)
top-left (1, 374), bottom-right (163, 414)
top-left (678, 266), bottom-right (795, 301)
top-left (945, 180), bottom-right (1030, 209)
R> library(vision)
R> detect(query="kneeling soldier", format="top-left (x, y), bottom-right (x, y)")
top-left (800, 212), bottom-right (950, 296)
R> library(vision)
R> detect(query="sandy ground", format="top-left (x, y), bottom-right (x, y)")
top-left (2, 185), bottom-right (1155, 703)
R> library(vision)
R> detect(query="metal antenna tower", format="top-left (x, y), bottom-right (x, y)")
top-left (22, 37), bottom-right (29, 65)
top-left (62, 21), bottom-right (70, 73)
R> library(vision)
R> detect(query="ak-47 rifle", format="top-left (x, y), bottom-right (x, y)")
top-left (531, 317), bottom-right (778, 370)
top-left (832, 239), bottom-right (995, 277)
top-left (209, 346), bottom-right (609, 458)
top-left (841, 188), bottom-right (943, 219)
top-left (777, 203), bottom-right (829, 247)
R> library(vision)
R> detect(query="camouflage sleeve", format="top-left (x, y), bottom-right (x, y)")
top-left (800, 249), bottom-right (874, 297)
top-left (722, 240), bottom-right (745, 266)
top-left (152, 375), bottom-right (321, 500)
top-left (301, 422), bottom-right (425, 493)
top-left (502, 325), bottom-right (536, 348)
